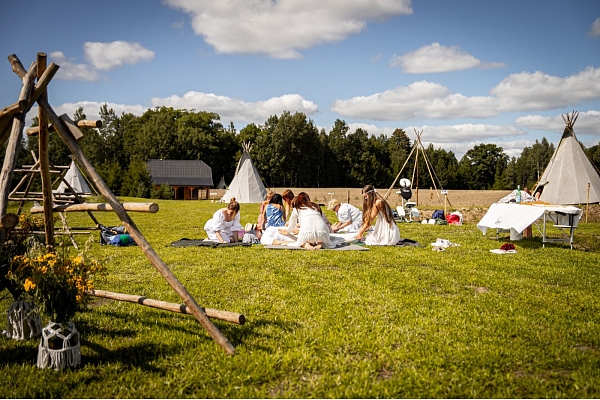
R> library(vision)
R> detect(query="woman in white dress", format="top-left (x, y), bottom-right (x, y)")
top-left (203, 198), bottom-right (243, 243)
top-left (287, 192), bottom-right (336, 250)
top-left (355, 185), bottom-right (400, 245)
top-left (327, 199), bottom-right (363, 233)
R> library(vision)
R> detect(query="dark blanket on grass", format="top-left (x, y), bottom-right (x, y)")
top-left (394, 238), bottom-right (423, 247)
top-left (264, 243), bottom-right (369, 251)
top-left (170, 239), bottom-right (251, 248)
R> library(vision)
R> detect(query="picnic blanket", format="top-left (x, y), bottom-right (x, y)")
top-left (264, 243), bottom-right (368, 251)
top-left (170, 238), bottom-right (251, 248)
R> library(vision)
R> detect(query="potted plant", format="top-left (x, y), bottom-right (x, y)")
top-left (7, 240), bottom-right (103, 370)
top-left (1, 215), bottom-right (46, 341)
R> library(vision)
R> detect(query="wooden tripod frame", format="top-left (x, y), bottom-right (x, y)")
top-left (0, 52), bottom-right (237, 355)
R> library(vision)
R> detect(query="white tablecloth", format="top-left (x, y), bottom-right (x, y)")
top-left (477, 203), bottom-right (582, 235)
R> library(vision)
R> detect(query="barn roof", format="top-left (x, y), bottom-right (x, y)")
top-left (147, 159), bottom-right (213, 187)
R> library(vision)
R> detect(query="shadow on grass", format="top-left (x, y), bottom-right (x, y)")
top-left (218, 318), bottom-right (302, 350)
top-left (81, 340), bottom-right (178, 372)
top-left (0, 341), bottom-right (39, 366)
top-left (78, 307), bottom-right (206, 337)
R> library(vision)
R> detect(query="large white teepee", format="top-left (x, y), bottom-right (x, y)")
top-left (535, 111), bottom-right (600, 205)
top-left (55, 160), bottom-right (92, 195)
top-left (221, 143), bottom-right (267, 203)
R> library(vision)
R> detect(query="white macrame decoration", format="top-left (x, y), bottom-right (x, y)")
top-left (37, 321), bottom-right (81, 370)
top-left (5, 300), bottom-right (42, 340)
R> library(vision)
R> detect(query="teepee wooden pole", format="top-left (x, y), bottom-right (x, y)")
top-left (0, 62), bottom-right (36, 217)
top-left (37, 52), bottom-right (55, 247)
top-left (586, 182), bottom-right (590, 223)
top-left (39, 98), bottom-right (236, 355)
top-left (383, 142), bottom-right (418, 200)
top-left (9, 53), bottom-right (235, 355)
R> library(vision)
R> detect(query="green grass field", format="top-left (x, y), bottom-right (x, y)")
top-left (1, 198), bottom-right (599, 398)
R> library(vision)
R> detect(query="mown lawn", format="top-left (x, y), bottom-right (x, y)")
top-left (1, 198), bottom-right (599, 398)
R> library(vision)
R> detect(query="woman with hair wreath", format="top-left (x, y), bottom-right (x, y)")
top-left (203, 198), bottom-right (243, 243)
top-left (355, 185), bottom-right (400, 245)
top-left (286, 192), bottom-right (336, 250)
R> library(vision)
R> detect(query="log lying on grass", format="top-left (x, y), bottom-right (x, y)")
top-left (89, 289), bottom-right (246, 325)
top-left (30, 202), bottom-right (159, 214)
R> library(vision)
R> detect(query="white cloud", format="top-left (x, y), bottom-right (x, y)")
top-left (390, 42), bottom-right (505, 73)
top-left (54, 101), bottom-right (146, 120)
top-left (151, 91), bottom-right (318, 122)
top-left (405, 138), bottom-right (535, 159)
top-left (333, 67), bottom-right (600, 120)
top-left (589, 17), bottom-right (600, 36)
top-left (49, 51), bottom-right (99, 82)
top-left (84, 41), bottom-right (155, 70)
top-left (163, 0), bottom-right (412, 58)
top-left (332, 81), bottom-right (501, 120)
top-left (491, 67), bottom-right (600, 110)
top-left (346, 123), bottom-right (397, 136)
top-left (515, 110), bottom-right (600, 135)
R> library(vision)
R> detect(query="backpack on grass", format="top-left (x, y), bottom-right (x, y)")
top-left (98, 224), bottom-right (136, 246)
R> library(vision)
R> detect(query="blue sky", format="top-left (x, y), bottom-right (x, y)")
top-left (1, 0), bottom-right (600, 158)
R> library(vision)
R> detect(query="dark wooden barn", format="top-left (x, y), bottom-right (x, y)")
top-left (147, 159), bottom-right (214, 200)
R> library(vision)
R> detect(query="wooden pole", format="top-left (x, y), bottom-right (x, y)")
top-left (1, 56), bottom-right (57, 149)
top-left (0, 61), bottom-right (36, 251)
top-left (0, 62), bottom-right (37, 217)
top-left (586, 182), bottom-right (590, 223)
top-left (37, 52), bottom-right (55, 247)
top-left (90, 290), bottom-right (246, 325)
top-left (30, 202), bottom-right (159, 214)
top-left (0, 100), bottom-right (27, 119)
top-left (383, 143), bottom-right (418, 200)
top-left (444, 193), bottom-right (447, 216)
top-left (26, 119), bottom-right (101, 136)
top-left (34, 96), bottom-right (235, 355)
top-left (10, 53), bottom-right (235, 355)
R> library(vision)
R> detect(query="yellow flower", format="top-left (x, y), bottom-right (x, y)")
top-left (23, 278), bottom-right (36, 291)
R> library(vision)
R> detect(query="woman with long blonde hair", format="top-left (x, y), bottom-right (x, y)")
top-left (281, 189), bottom-right (294, 221)
top-left (355, 185), bottom-right (400, 245)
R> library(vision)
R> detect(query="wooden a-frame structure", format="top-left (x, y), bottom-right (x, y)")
top-left (0, 53), bottom-right (237, 355)
top-left (384, 129), bottom-right (449, 207)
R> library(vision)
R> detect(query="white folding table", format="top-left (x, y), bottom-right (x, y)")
top-left (477, 203), bottom-right (582, 249)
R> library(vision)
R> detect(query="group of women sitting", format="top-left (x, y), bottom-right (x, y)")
top-left (204, 185), bottom-right (400, 249)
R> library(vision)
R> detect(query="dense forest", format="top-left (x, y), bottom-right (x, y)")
top-left (8, 105), bottom-right (600, 198)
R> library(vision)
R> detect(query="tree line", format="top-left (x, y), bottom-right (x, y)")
top-left (8, 105), bottom-right (600, 197)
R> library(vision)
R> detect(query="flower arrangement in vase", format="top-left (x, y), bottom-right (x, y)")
top-left (6, 237), bottom-right (103, 369)
top-left (1, 215), bottom-right (48, 340)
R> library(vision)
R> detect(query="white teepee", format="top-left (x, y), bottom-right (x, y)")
top-left (55, 161), bottom-right (92, 195)
top-left (216, 176), bottom-right (227, 189)
top-left (535, 111), bottom-right (600, 205)
top-left (221, 143), bottom-right (267, 203)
